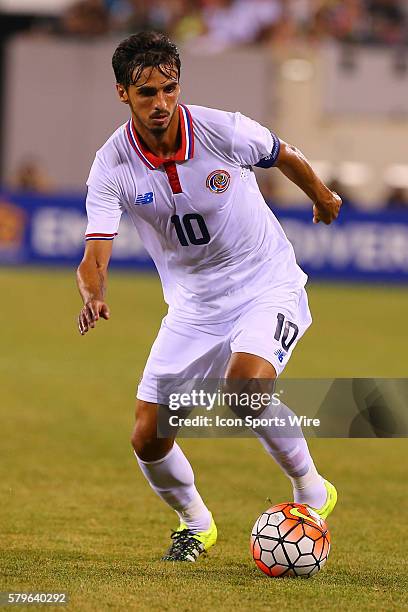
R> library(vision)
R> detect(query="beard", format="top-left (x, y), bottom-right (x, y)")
top-left (132, 101), bottom-right (176, 136)
top-left (149, 123), bottom-right (170, 135)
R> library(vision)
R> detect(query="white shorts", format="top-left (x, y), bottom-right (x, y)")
top-left (137, 286), bottom-right (312, 404)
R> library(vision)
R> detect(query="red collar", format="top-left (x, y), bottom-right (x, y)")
top-left (126, 104), bottom-right (194, 170)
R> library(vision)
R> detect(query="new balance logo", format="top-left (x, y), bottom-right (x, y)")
top-left (274, 348), bottom-right (286, 363)
top-left (135, 192), bottom-right (154, 205)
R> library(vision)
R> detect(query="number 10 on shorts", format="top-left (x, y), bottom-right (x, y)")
top-left (274, 313), bottom-right (299, 351)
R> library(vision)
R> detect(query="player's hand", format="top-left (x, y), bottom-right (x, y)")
top-left (78, 300), bottom-right (110, 335)
top-left (313, 192), bottom-right (342, 225)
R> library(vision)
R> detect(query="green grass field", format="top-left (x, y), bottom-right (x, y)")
top-left (1, 268), bottom-right (408, 611)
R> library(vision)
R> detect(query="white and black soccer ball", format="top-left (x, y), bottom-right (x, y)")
top-left (250, 502), bottom-right (331, 578)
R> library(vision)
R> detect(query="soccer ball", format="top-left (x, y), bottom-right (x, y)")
top-left (250, 502), bottom-right (331, 578)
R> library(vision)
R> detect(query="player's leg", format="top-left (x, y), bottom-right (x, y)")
top-left (131, 399), bottom-right (212, 532)
top-left (227, 287), bottom-right (336, 517)
top-left (224, 352), bottom-right (327, 510)
top-left (132, 314), bottom-right (230, 559)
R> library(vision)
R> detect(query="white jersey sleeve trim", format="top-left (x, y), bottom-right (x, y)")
top-left (85, 150), bottom-right (123, 239)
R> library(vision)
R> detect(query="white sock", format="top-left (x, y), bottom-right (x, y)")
top-left (290, 462), bottom-right (327, 508)
top-left (135, 442), bottom-right (212, 532)
top-left (251, 401), bottom-right (327, 509)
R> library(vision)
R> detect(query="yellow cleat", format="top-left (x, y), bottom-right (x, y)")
top-left (162, 515), bottom-right (217, 561)
top-left (311, 479), bottom-right (338, 520)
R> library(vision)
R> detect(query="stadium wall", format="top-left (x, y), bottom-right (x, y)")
top-left (3, 36), bottom-right (269, 189)
top-left (3, 37), bottom-right (408, 206)
top-left (269, 44), bottom-right (408, 206)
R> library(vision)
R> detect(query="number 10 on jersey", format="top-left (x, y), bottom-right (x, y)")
top-left (171, 214), bottom-right (210, 246)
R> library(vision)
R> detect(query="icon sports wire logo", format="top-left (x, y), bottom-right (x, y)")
top-left (134, 192), bottom-right (154, 205)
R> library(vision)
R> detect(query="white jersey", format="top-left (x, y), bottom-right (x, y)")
top-left (85, 104), bottom-right (307, 322)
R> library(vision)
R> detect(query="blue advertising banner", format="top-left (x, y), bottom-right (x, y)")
top-left (0, 191), bottom-right (151, 269)
top-left (0, 191), bottom-right (407, 281)
top-left (277, 207), bottom-right (408, 282)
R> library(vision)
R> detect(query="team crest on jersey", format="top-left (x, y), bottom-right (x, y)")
top-left (206, 170), bottom-right (231, 194)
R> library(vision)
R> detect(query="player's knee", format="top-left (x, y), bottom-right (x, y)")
top-left (131, 424), bottom-right (155, 458)
top-left (226, 353), bottom-right (277, 381)
top-left (132, 400), bottom-right (157, 455)
top-left (223, 372), bottom-right (277, 419)
top-left (131, 421), bottom-right (173, 461)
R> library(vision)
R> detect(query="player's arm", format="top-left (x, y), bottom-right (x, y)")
top-left (76, 239), bottom-right (113, 336)
top-left (231, 113), bottom-right (341, 224)
top-left (274, 141), bottom-right (342, 225)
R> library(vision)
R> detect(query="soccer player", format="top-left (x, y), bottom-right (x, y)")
top-left (77, 31), bottom-right (341, 562)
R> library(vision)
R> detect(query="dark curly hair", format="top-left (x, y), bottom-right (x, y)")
top-left (112, 31), bottom-right (181, 89)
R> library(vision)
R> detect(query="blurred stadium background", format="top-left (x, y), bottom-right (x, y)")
top-left (1, 0), bottom-right (408, 277)
top-left (1, 1), bottom-right (408, 610)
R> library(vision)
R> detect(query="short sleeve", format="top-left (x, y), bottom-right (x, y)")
top-left (85, 152), bottom-right (123, 241)
top-left (231, 112), bottom-right (280, 168)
